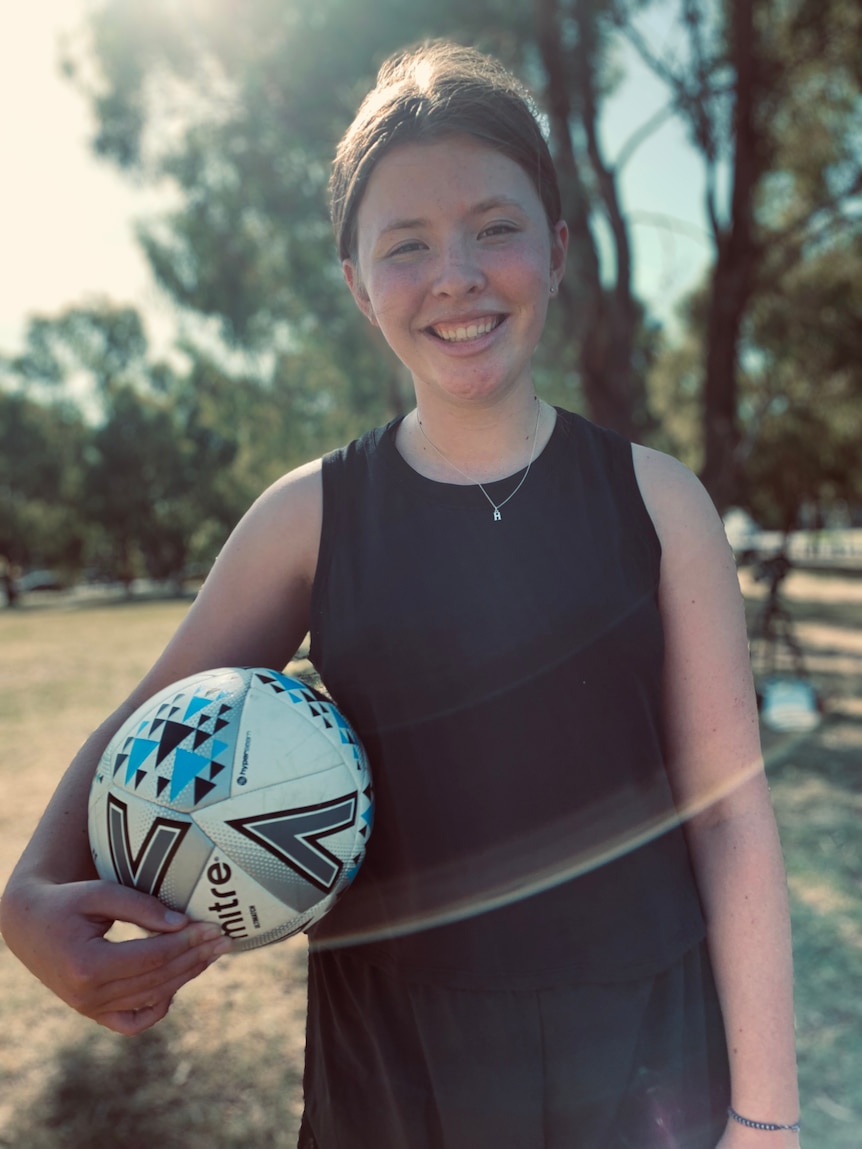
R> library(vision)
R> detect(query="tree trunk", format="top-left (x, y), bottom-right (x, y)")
top-left (699, 0), bottom-right (761, 510)
top-left (535, 0), bottom-right (648, 442)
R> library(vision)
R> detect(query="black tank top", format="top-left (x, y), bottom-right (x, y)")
top-left (308, 408), bottom-right (705, 988)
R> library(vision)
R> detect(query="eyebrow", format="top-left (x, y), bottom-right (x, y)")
top-left (378, 196), bottom-right (528, 236)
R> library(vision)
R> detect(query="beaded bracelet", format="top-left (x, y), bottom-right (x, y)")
top-left (728, 1106), bottom-right (801, 1133)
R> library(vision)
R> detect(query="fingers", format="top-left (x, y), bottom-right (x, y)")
top-left (77, 880), bottom-right (190, 934)
top-left (68, 921), bottom-right (232, 1020)
top-left (101, 996), bottom-right (176, 1037)
top-left (2, 877), bottom-right (235, 1034)
top-left (99, 927), bottom-right (233, 1034)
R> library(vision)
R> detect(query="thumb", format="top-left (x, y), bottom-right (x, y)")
top-left (82, 880), bottom-right (188, 934)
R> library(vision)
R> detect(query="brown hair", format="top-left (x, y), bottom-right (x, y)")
top-left (329, 40), bottom-right (562, 262)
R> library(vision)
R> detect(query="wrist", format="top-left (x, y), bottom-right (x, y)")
top-left (727, 1106), bottom-right (800, 1135)
top-left (721, 1108), bottom-right (801, 1149)
top-left (721, 1124), bottom-right (800, 1149)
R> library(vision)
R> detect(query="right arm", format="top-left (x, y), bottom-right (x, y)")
top-left (0, 461), bottom-right (323, 1034)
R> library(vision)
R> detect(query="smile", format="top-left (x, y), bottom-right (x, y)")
top-left (428, 315), bottom-right (504, 343)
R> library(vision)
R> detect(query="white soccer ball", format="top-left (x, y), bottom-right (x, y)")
top-left (88, 667), bottom-right (373, 951)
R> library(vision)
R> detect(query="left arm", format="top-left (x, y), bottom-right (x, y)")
top-left (634, 447), bottom-right (800, 1149)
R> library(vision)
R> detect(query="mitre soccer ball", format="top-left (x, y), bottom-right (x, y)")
top-left (88, 667), bottom-right (373, 951)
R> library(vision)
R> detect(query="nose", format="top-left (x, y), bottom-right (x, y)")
top-left (431, 237), bottom-right (485, 297)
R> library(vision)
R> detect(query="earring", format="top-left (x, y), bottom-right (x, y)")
top-left (549, 284), bottom-right (557, 295)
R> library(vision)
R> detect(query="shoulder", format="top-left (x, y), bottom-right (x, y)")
top-left (190, 458), bottom-right (324, 642)
top-left (631, 444), bottom-right (729, 560)
top-left (630, 444), bottom-right (742, 645)
top-left (224, 458), bottom-right (324, 586)
top-left (631, 444), bottom-right (721, 531)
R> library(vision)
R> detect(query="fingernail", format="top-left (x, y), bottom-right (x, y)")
top-left (164, 910), bottom-right (186, 926)
top-left (211, 937), bottom-right (233, 956)
top-left (196, 923), bottom-right (225, 942)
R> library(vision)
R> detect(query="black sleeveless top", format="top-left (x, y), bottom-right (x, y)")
top-left (308, 408), bottom-right (705, 988)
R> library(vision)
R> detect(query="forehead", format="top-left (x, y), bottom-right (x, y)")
top-left (355, 135), bottom-right (543, 234)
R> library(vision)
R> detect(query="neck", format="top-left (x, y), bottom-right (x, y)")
top-left (400, 394), bottom-right (552, 486)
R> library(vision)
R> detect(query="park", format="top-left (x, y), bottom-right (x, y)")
top-left (0, 563), bottom-right (860, 1147)
top-left (1, 2), bottom-right (860, 1145)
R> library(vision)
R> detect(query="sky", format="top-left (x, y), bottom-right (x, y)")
top-left (0, 3), bottom-right (713, 361)
top-left (0, 2), bottom-right (177, 357)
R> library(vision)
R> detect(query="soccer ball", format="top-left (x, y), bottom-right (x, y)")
top-left (88, 667), bottom-right (373, 951)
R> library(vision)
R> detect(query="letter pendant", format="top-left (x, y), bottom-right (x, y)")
top-left (493, 508), bottom-right (502, 522)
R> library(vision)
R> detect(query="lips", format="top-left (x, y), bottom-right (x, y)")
top-left (427, 315), bottom-right (505, 343)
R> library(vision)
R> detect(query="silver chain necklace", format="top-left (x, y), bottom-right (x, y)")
top-left (416, 398), bottom-right (542, 522)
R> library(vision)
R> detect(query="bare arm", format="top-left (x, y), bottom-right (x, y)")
top-left (634, 447), bottom-right (800, 1149)
top-left (0, 461), bottom-right (323, 1034)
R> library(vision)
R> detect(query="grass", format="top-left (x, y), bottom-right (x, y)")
top-left (0, 596), bottom-right (309, 1148)
top-left (1, 576), bottom-right (860, 1147)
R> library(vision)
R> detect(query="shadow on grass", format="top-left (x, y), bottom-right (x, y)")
top-left (1, 1018), bottom-right (302, 1149)
top-left (764, 712), bottom-right (862, 1149)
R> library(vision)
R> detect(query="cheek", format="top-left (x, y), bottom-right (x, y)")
top-left (365, 267), bottom-right (424, 324)
top-left (486, 244), bottom-right (551, 296)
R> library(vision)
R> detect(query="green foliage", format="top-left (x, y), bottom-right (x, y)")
top-left (0, 389), bottom-right (90, 569)
top-left (738, 236), bottom-right (862, 528)
top-left (1, 305), bottom-right (255, 584)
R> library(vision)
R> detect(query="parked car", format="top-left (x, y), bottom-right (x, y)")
top-left (15, 569), bottom-right (66, 593)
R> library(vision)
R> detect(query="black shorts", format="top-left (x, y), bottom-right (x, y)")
top-left (299, 939), bottom-right (729, 1149)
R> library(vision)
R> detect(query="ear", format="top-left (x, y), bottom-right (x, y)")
top-left (549, 220), bottom-right (569, 292)
top-left (343, 260), bottom-right (378, 326)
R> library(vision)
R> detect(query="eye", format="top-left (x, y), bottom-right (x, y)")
top-left (387, 239), bottom-right (426, 258)
top-left (479, 222), bottom-right (519, 240)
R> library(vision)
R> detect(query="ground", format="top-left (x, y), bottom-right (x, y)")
top-left (0, 571), bottom-right (859, 1147)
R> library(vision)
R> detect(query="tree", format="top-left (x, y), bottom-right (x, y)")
top-left (65, 0), bottom-right (660, 442)
top-left (0, 388), bottom-right (89, 571)
top-left (61, 0), bottom-right (862, 516)
top-left (617, 0), bottom-right (862, 506)
top-left (534, 0), bottom-right (655, 439)
top-left (83, 380), bottom-right (237, 585)
top-left (3, 304), bottom-right (247, 585)
top-left (738, 234), bottom-right (862, 529)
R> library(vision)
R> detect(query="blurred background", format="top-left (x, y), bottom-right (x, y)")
top-left (1, 0), bottom-right (861, 593)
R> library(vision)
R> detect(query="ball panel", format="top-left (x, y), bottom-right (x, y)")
top-left (193, 767), bottom-right (362, 912)
top-left (257, 673), bottom-right (369, 772)
top-left (233, 682), bottom-right (347, 796)
top-left (88, 791), bottom-right (212, 911)
top-left (183, 849), bottom-right (317, 951)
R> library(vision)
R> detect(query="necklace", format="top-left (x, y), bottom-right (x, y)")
top-left (416, 398), bottom-right (542, 522)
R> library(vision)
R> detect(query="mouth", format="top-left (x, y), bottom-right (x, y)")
top-left (426, 315), bottom-right (506, 343)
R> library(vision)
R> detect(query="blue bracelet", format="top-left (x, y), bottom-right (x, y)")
top-left (728, 1106), bottom-right (801, 1133)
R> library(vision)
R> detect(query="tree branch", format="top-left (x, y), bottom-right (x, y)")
top-left (614, 101), bottom-right (676, 173)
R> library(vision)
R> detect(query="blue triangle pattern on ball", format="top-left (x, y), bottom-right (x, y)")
top-left (170, 746), bottom-right (217, 801)
top-left (182, 694), bottom-right (212, 722)
top-left (124, 737), bottom-right (159, 784)
top-left (210, 739), bottom-right (229, 761)
top-left (255, 671), bottom-right (288, 694)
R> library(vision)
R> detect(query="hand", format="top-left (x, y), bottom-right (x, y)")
top-left (0, 878), bottom-right (231, 1034)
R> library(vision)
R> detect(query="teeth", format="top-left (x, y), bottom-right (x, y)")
top-left (433, 317), bottom-right (500, 342)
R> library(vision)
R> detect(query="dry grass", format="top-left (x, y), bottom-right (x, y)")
top-left (1, 575), bottom-right (860, 1147)
top-left (0, 595), bottom-right (309, 1148)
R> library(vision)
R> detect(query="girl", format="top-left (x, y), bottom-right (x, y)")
top-left (1, 41), bottom-right (800, 1149)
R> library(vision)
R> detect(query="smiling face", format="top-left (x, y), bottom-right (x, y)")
top-left (343, 135), bottom-right (568, 408)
